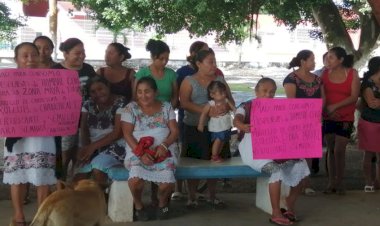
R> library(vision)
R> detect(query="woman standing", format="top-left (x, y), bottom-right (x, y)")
top-left (358, 56), bottom-right (380, 192)
top-left (97, 42), bottom-right (136, 103)
top-left (3, 42), bottom-right (57, 226)
top-left (52, 38), bottom-right (97, 180)
top-left (180, 49), bottom-right (234, 208)
top-left (283, 50), bottom-right (323, 195)
top-left (135, 39), bottom-right (178, 107)
top-left (33, 36), bottom-right (56, 68)
top-left (322, 47), bottom-right (360, 194)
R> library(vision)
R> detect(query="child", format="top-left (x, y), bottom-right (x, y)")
top-left (358, 56), bottom-right (380, 192)
top-left (198, 81), bottom-right (236, 162)
top-left (234, 77), bottom-right (309, 226)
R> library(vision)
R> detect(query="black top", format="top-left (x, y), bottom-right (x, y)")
top-left (361, 78), bottom-right (380, 123)
top-left (283, 72), bottom-right (322, 98)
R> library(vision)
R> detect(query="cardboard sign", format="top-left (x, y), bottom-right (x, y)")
top-left (250, 98), bottom-right (322, 159)
top-left (0, 69), bottom-right (82, 137)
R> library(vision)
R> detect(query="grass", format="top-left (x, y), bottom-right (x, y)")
top-left (228, 82), bottom-right (285, 95)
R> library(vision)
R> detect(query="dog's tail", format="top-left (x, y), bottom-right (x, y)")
top-left (29, 196), bottom-right (56, 226)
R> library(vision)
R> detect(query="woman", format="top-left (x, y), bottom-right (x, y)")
top-left (52, 38), bottom-right (97, 180)
top-left (135, 39), bottom-right (178, 107)
top-left (3, 42), bottom-right (57, 226)
top-left (283, 50), bottom-right (323, 195)
top-left (33, 35), bottom-right (56, 68)
top-left (179, 49), bottom-right (234, 208)
top-left (358, 57), bottom-right (380, 192)
top-left (235, 77), bottom-right (309, 225)
top-left (121, 77), bottom-right (179, 221)
top-left (96, 42), bottom-right (136, 103)
top-left (322, 47), bottom-right (360, 194)
top-left (75, 76), bottom-right (127, 189)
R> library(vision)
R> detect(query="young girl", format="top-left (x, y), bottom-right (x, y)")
top-left (234, 77), bottom-right (309, 226)
top-left (197, 81), bottom-right (236, 162)
top-left (358, 56), bottom-right (380, 192)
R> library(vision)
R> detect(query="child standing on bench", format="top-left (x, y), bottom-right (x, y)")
top-left (198, 81), bottom-right (236, 162)
top-left (234, 77), bottom-right (309, 226)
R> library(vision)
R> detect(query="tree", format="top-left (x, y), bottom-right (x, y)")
top-left (0, 2), bottom-right (24, 41)
top-left (72, 0), bottom-right (380, 63)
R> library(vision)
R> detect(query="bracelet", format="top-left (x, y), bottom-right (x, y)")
top-left (160, 143), bottom-right (168, 151)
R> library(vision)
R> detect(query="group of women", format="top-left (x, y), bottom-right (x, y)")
top-left (2, 35), bottom-right (380, 225)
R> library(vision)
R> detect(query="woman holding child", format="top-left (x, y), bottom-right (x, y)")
top-left (121, 77), bottom-right (179, 221)
top-left (235, 77), bottom-right (309, 226)
top-left (179, 49), bottom-right (234, 208)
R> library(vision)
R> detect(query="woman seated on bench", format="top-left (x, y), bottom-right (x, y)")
top-left (76, 76), bottom-right (127, 189)
top-left (233, 77), bottom-right (309, 226)
top-left (121, 77), bottom-right (179, 221)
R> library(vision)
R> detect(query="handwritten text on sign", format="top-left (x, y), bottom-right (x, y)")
top-left (250, 98), bottom-right (322, 159)
top-left (0, 69), bottom-right (82, 137)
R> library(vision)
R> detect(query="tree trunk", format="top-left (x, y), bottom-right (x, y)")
top-left (311, 0), bottom-right (356, 54)
top-left (49, 0), bottom-right (58, 61)
top-left (368, 0), bottom-right (380, 26)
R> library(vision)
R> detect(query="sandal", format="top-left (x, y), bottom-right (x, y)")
top-left (186, 199), bottom-right (198, 209)
top-left (280, 208), bottom-right (299, 222)
top-left (303, 187), bottom-right (316, 196)
top-left (211, 155), bottom-right (223, 163)
top-left (207, 198), bottom-right (226, 209)
top-left (171, 192), bottom-right (184, 201)
top-left (364, 185), bottom-right (375, 193)
top-left (269, 216), bottom-right (293, 225)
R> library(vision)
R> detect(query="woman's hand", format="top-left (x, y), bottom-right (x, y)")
top-left (239, 124), bottom-right (251, 133)
top-left (78, 144), bottom-right (96, 164)
top-left (140, 153), bottom-right (154, 166)
top-left (155, 144), bottom-right (168, 159)
top-left (209, 104), bottom-right (227, 117)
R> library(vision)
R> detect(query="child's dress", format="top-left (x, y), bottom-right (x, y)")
top-left (208, 100), bottom-right (232, 141)
top-left (236, 100), bottom-right (310, 186)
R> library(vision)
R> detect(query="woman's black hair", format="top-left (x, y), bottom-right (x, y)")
top-left (86, 75), bottom-right (110, 94)
top-left (136, 76), bottom-right (158, 92)
top-left (186, 41), bottom-right (208, 65)
top-left (33, 35), bottom-right (54, 49)
top-left (146, 39), bottom-right (170, 59)
top-left (254, 77), bottom-right (277, 91)
top-left (207, 80), bottom-right (227, 100)
top-left (288, 50), bottom-right (313, 69)
top-left (14, 42), bottom-right (39, 59)
top-left (362, 56), bottom-right (380, 84)
top-left (329, 46), bottom-right (354, 68)
top-left (108, 42), bottom-right (132, 61)
top-left (59, 38), bottom-right (83, 52)
top-left (193, 49), bottom-right (214, 71)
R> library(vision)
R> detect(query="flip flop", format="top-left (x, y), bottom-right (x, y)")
top-left (364, 185), bottom-right (375, 193)
top-left (269, 216), bottom-right (293, 225)
top-left (280, 208), bottom-right (299, 222)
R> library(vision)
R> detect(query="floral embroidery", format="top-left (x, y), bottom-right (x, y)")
top-left (288, 73), bottom-right (322, 97)
top-left (4, 152), bottom-right (56, 173)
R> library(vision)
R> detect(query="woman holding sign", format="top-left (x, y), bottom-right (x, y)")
top-left (321, 47), bottom-right (360, 195)
top-left (234, 77), bottom-right (309, 225)
top-left (283, 50), bottom-right (323, 196)
top-left (3, 42), bottom-right (57, 226)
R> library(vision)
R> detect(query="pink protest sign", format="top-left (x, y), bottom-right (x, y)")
top-left (0, 69), bottom-right (82, 137)
top-left (250, 98), bottom-right (322, 159)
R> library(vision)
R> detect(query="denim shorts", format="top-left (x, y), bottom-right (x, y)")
top-left (323, 120), bottom-right (354, 139)
top-left (211, 130), bottom-right (231, 142)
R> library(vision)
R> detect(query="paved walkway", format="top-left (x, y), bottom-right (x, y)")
top-left (1, 191), bottom-right (380, 226)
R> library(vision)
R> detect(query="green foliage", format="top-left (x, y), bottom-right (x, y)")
top-left (0, 2), bottom-right (24, 41)
top-left (71, 0), bottom-right (375, 46)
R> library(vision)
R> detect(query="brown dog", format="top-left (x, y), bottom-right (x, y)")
top-left (29, 179), bottom-right (106, 226)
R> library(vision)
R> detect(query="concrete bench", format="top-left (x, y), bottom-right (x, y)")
top-left (107, 157), bottom-right (288, 222)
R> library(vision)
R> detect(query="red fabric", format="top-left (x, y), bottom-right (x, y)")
top-left (322, 69), bottom-right (356, 121)
top-left (133, 136), bottom-right (171, 163)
